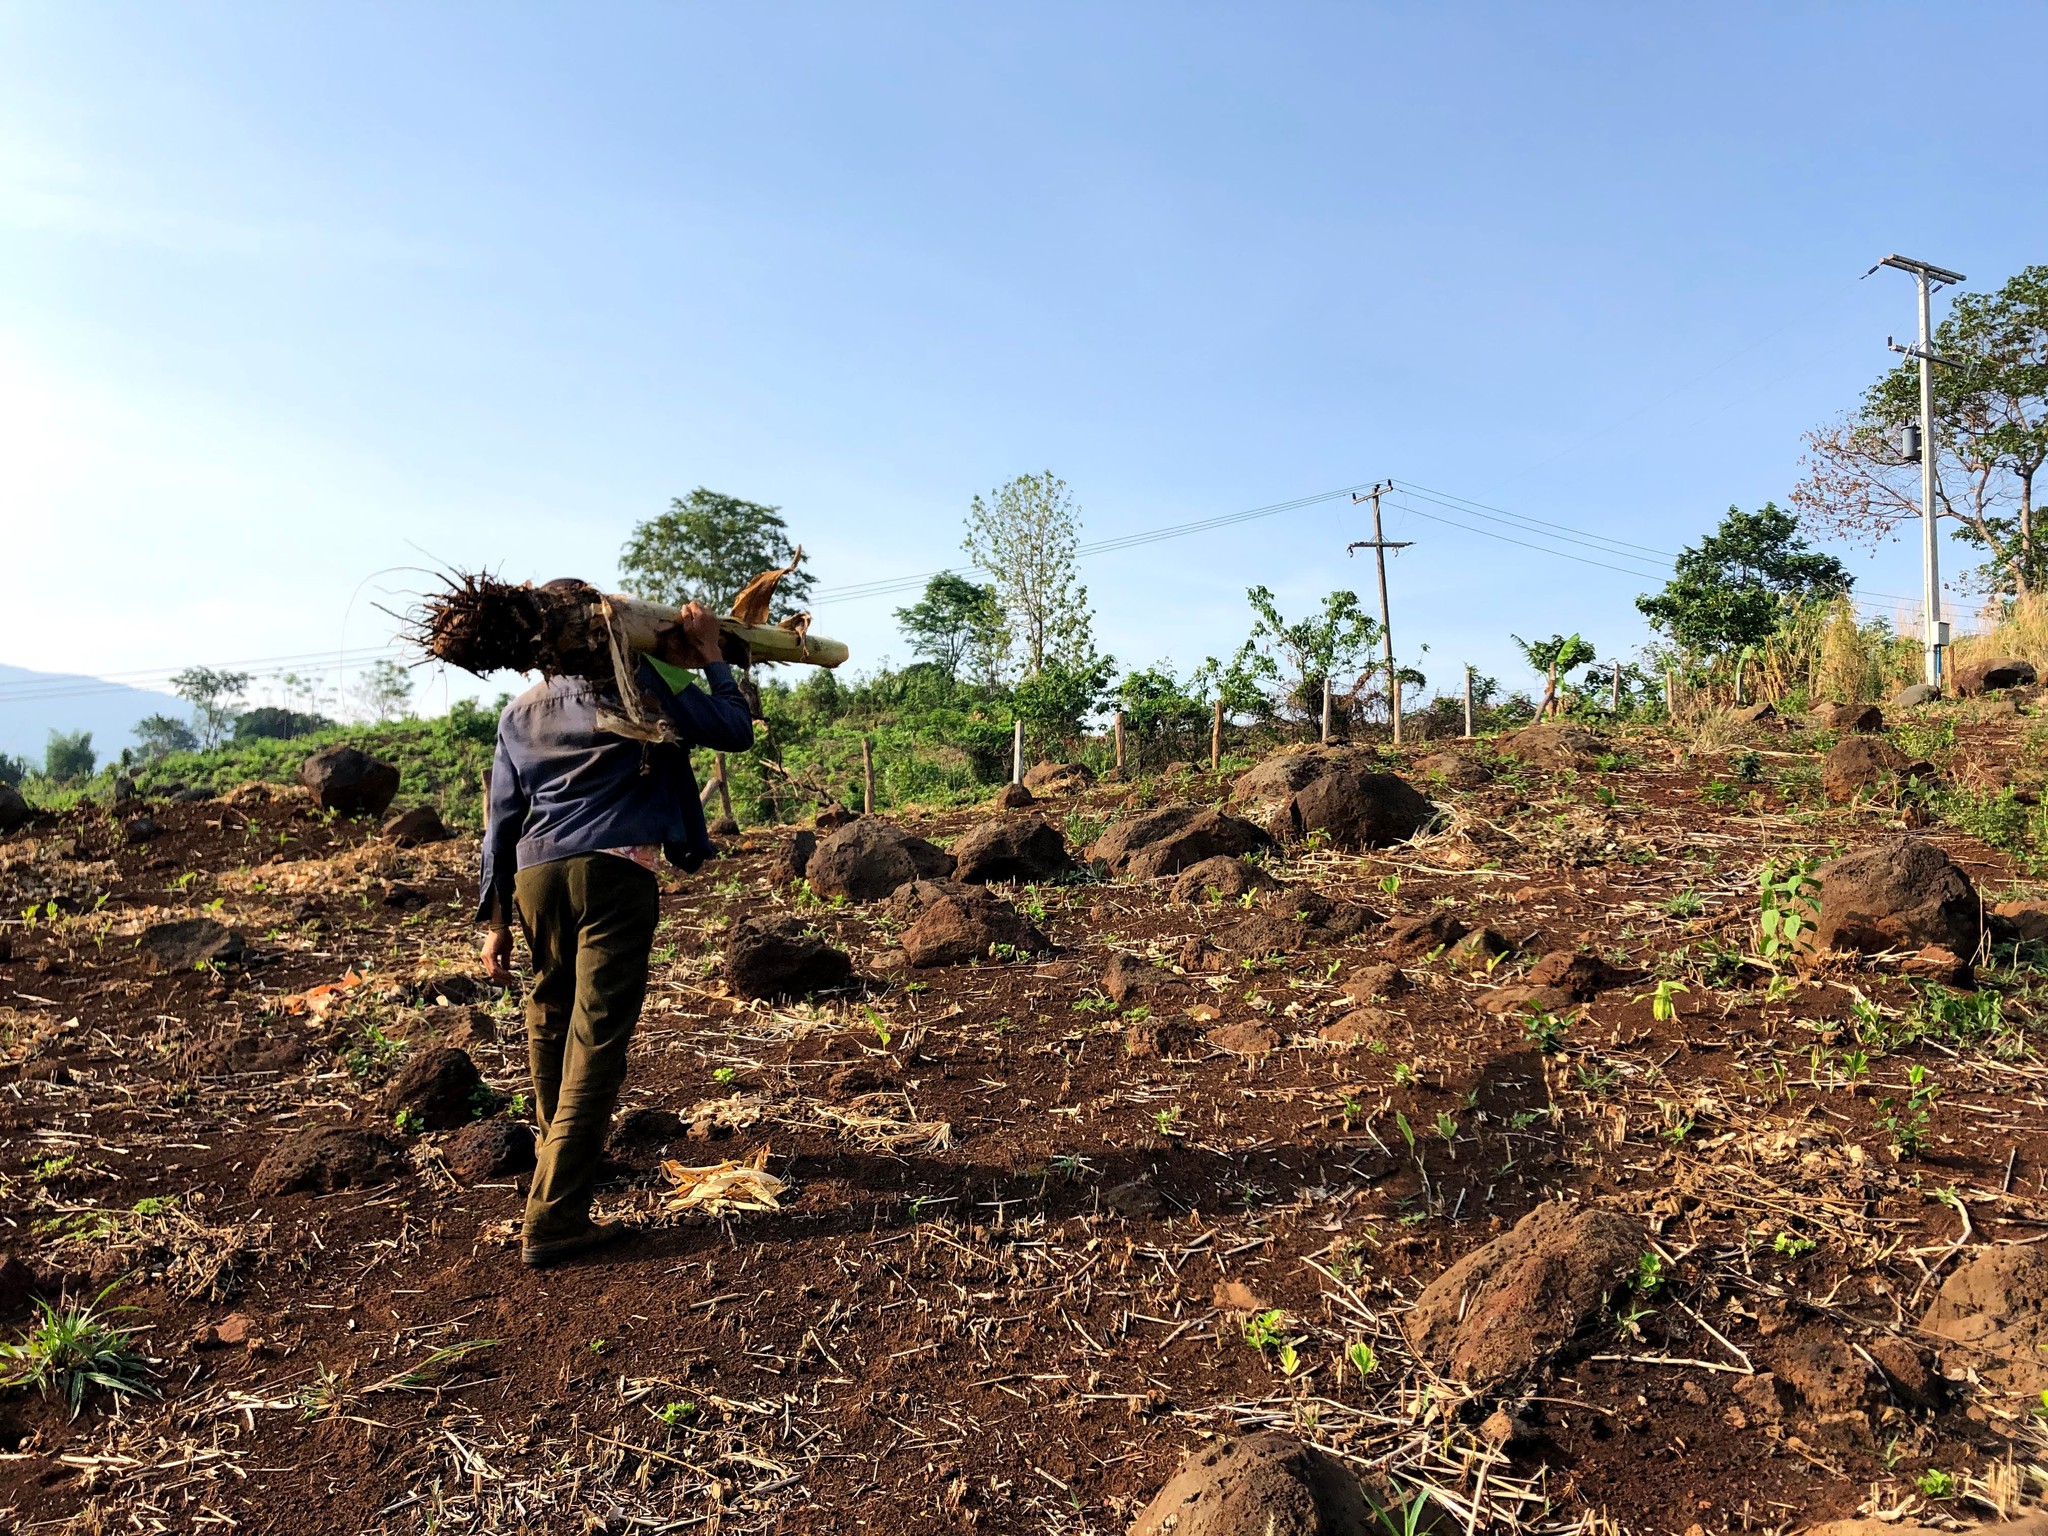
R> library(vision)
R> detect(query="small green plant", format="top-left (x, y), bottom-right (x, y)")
top-left (712, 1066), bottom-right (737, 1085)
top-left (1377, 873), bottom-right (1402, 898)
top-left (1242, 1310), bottom-right (1286, 1349)
top-left (1391, 1061), bottom-right (1417, 1088)
top-left (1152, 1106), bottom-right (1183, 1138)
top-left (1634, 1250), bottom-right (1665, 1295)
top-left (1521, 1009), bottom-right (1569, 1054)
top-left (1575, 1061), bottom-right (1619, 1095)
top-left (1433, 1110), bottom-right (1458, 1145)
top-left (1731, 749), bottom-right (1763, 783)
top-left (1345, 1340), bottom-right (1377, 1379)
top-left (652, 1400), bottom-right (698, 1428)
top-left (393, 1107), bottom-right (423, 1135)
top-left (1772, 1231), bottom-right (1818, 1259)
top-left (1757, 856), bottom-right (1821, 960)
top-left (0, 1287), bottom-right (156, 1418)
top-left (508, 1092), bottom-right (530, 1118)
top-left (1393, 1110), bottom-right (1416, 1153)
top-left (863, 1006), bottom-right (893, 1050)
top-left (1702, 779), bottom-right (1743, 808)
top-left (1880, 1064), bottom-right (1941, 1157)
top-left (1649, 979), bottom-right (1687, 1023)
top-left (1662, 887), bottom-right (1705, 919)
top-left (1361, 1486), bottom-right (1434, 1536)
top-left (1915, 1468), bottom-right (1955, 1499)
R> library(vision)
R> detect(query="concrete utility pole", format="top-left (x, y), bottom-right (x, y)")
top-left (1347, 483), bottom-right (1414, 744)
top-left (1871, 253), bottom-right (1967, 689)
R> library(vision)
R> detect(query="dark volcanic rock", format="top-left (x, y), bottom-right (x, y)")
top-left (725, 915), bottom-right (855, 999)
top-left (1525, 949), bottom-right (1632, 1001)
top-left (901, 887), bottom-right (1051, 968)
top-left (1280, 765), bottom-right (1436, 851)
top-left (443, 1119), bottom-right (536, 1183)
top-left (1130, 1432), bottom-right (1371, 1536)
top-left (1499, 724), bottom-right (1604, 771)
top-left (0, 784), bottom-right (29, 833)
top-left (993, 781), bottom-right (1035, 810)
top-left (177, 1030), bottom-right (306, 1077)
top-left (949, 815), bottom-right (1075, 884)
top-left (298, 744), bottom-right (401, 816)
top-left (1382, 909), bottom-right (1469, 959)
top-left (380, 806), bottom-right (451, 846)
top-left (381, 1046), bottom-right (486, 1130)
top-left (1417, 751), bottom-right (1492, 790)
top-left (1403, 1202), bottom-right (1648, 1387)
top-left (1087, 805), bottom-right (1272, 880)
top-left (1022, 761), bottom-right (1095, 796)
top-left (1171, 855), bottom-right (1279, 905)
top-left (139, 918), bottom-right (246, 971)
top-left (1810, 701), bottom-right (1884, 733)
top-left (1811, 836), bottom-right (1981, 958)
top-left (777, 829), bottom-right (818, 885)
top-left (251, 1126), bottom-right (404, 1197)
top-left (806, 819), bottom-right (953, 902)
top-left (1822, 736), bottom-right (1928, 804)
top-left (1229, 745), bottom-right (1363, 822)
top-left (1103, 951), bottom-right (1166, 1007)
top-left (1892, 683), bottom-right (1941, 709)
top-left (1953, 656), bottom-right (2039, 696)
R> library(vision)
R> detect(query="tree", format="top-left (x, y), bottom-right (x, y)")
top-left (962, 472), bottom-right (1094, 677)
top-left (235, 706), bottom-right (335, 742)
top-left (1013, 652), bottom-right (1116, 750)
top-left (170, 667), bottom-right (250, 749)
top-left (894, 573), bottom-right (1006, 684)
top-left (619, 489), bottom-right (814, 616)
top-left (133, 714), bottom-right (199, 758)
top-left (352, 660), bottom-right (415, 722)
top-left (1220, 586), bottom-right (1382, 722)
top-left (0, 753), bottom-right (28, 788)
top-left (1512, 634), bottom-right (1597, 720)
top-left (44, 729), bottom-right (95, 783)
top-left (1793, 266), bottom-right (2048, 598)
top-left (1637, 504), bottom-right (1852, 656)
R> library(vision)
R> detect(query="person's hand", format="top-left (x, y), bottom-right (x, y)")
top-left (655, 602), bottom-right (725, 670)
top-left (480, 926), bottom-right (514, 983)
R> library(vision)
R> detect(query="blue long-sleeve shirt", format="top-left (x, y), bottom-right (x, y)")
top-left (477, 661), bottom-right (754, 923)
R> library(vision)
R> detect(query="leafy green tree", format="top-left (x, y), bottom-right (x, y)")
top-left (351, 660), bottom-right (414, 723)
top-left (133, 714), bottom-right (199, 758)
top-left (894, 573), bottom-right (1006, 685)
top-left (1013, 652), bottom-right (1115, 752)
top-left (1218, 586), bottom-right (1382, 722)
top-left (169, 667), bottom-right (251, 749)
top-left (44, 729), bottom-right (95, 783)
top-left (1636, 505), bottom-right (1851, 655)
top-left (1512, 633), bottom-right (1597, 719)
top-left (620, 489), bottom-right (814, 615)
top-left (1795, 266), bottom-right (2048, 598)
top-left (962, 472), bottom-right (1094, 677)
top-left (0, 752), bottom-right (28, 788)
top-left (234, 706), bottom-right (335, 742)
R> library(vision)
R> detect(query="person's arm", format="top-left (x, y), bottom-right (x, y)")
top-left (647, 603), bottom-right (756, 752)
top-left (476, 734), bottom-right (528, 979)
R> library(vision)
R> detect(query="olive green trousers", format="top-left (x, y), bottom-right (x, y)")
top-left (513, 854), bottom-right (660, 1245)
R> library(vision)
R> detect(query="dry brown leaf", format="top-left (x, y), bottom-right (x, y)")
top-left (659, 1144), bottom-right (788, 1215)
top-left (729, 547), bottom-right (804, 626)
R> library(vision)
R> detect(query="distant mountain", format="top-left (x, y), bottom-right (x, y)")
top-left (0, 664), bottom-right (188, 767)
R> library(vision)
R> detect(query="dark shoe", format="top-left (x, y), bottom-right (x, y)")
top-left (520, 1219), bottom-right (629, 1269)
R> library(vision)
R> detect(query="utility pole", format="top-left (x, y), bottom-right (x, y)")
top-left (1347, 483), bottom-right (1414, 744)
top-left (1871, 253), bottom-right (1967, 689)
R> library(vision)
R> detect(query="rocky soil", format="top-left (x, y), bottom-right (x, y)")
top-left (5, 706), bottom-right (2048, 1534)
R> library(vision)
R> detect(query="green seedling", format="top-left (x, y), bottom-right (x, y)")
top-left (0, 1286), bottom-right (156, 1418)
top-left (1663, 887), bottom-right (1705, 920)
top-left (1521, 1009), bottom-right (1569, 1054)
top-left (393, 1107), bottom-right (423, 1135)
top-left (1634, 1250), bottom-right (1665, 1295)
top-left (1346, 1340), bottom-right (1377, 1379)
top-left (1242, 1310), bottom-right (1286, 1349)
top-left (1915, 1469), bottom-right (1955, 1499)
top-left (1649, 979), bottom-right (1687, 1023)
top-left (652, 1400), bottom-right (698, 1428)
top-left (713, 1067), bottom-right (738, 1085)
top-left (1152, 1106), bottom-right (1183, 1137)
top-left (1377, 873), bottom-right (1402, 898)
top-left (1772, 1231), bottom-right (1817, 1259)
top-left (863, 1006), bottom-right (893, 1050)
top-left (1757, 856), bottom-right (1821, 960)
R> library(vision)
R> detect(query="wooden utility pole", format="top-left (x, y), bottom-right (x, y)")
top-left (1113, 710), bottom-right (1126, 776)
top-left (1320, 677), bottom-right (1332, 744)
top-left (1347, 483), bottom-right (1414, 745)
top-left (860, 738), bottom-right (875, 814)
top-left (1211, 698), bottom-right (1223, 772)
top-left (1462, 666), bottom-right (1474, 739)
top-left (1011, 719), bottom-right (1024, 784)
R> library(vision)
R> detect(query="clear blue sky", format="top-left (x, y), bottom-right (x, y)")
top-left (5, 3), bottom-right (2046, 729)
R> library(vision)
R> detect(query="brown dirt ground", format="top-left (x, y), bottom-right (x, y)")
top-left (4, 712), bottom-right (2048, 1534)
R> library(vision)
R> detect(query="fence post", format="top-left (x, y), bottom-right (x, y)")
top-left (1011, 719), bottom-right (1024, 785)
top-left (1211, 698), bottom-right (1223, 772)
top-left (1320, 677), bottom-right (1331, 744)
top-left (1392, 674), bottom-right (1404, 746)
top-left (860, 738), bottom-right (874, 815)
top-left (1611, 660), bottom-right (1621, 714)
top-left (1462, 667), bottom-right (1473, 739)
top-left (1113, 710), bottom-right (1126, 776)
top-left (1665, 667), bottom-right (1676, 718)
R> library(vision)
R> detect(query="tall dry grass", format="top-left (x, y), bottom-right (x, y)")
top-left (1947, 594), bottom-right (2048, 679)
